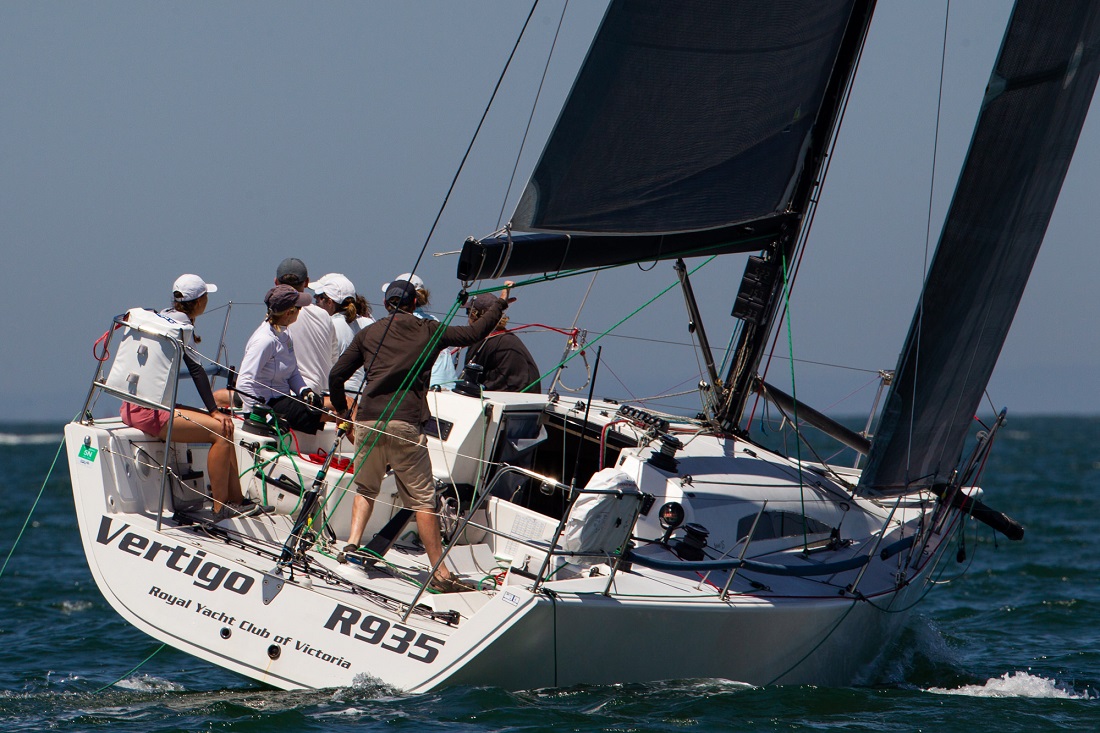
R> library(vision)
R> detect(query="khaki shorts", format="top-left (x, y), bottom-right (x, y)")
top-left (351, 419), bottom-right (435, 511)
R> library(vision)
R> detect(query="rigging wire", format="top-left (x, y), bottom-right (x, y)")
top-left (717, 321), bottom-right (743, 381)
top-left (748, 2), bottom-right (876, 432)
top-left (407, 1), bottom-right (541, 277)
top-left (0, 425), bottom-right (71, 581)
top-left (779, 253), bottom-right (809, 550)
top-left (906, 0), bottom-right (953, 485)
top-left (526, 257), bottom-right (719, 396)
top-left (496, 0), bottom-right (570, 230)
top-left (549, 271), bottom-right (599, 394)
top-left (983, 388), bottom-right (999, 417)
top-left (599, 360), bottom-right (640, 403)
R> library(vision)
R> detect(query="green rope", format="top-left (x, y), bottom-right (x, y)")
top-left (311, 255), bottom-right (717, 534)
top-left (310, 297), bottom-right (467, 538)
top-left (93, 644), bottom-right (166, 694)
top-left (10, 429), bottom-right (178, 694)
top-left (244, 422), bottom-right (306, 513)
top-left (0, 431), bottom-right (68, 581)
top-left (240, 445), bottom-right (290, 508)
top-left (779, 253), bottom-right (808, 551)
top-left (515, 256), bottom-right (719, 394)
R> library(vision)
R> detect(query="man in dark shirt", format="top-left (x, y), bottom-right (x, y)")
top-left (463, 292), bottom-right (542, 393)
top-left (329, 279), bottom-right (508, 592)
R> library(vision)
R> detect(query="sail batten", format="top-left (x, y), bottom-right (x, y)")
top-left (859, 1), bottom-right (1100, 495)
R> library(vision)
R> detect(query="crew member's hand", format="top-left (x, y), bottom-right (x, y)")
top-left (212, 410), bottom-right (234, 437)
top-left (301, 389), bottom-right (323, 409)
top-left (501, 280), bottom-right (516, 305)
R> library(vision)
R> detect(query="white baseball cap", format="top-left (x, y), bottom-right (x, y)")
top-left (381, 272), bottom-right (425, 293)
top-left (309, 273), bottom-right (356, 303)
top-left (172, 274), bottom-right (217, 302)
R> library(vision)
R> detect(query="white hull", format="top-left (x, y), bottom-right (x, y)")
top-left (66, 389), bottom-right (963, 692)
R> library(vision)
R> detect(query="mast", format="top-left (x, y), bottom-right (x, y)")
top-left (457, 0), bottom-right (878, 428)
top-left (716, 0), bottom-right (877, 434)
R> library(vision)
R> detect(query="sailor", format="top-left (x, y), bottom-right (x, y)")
top-left (276, 257), bottom-right (340, 396)
top-left (309, 273), bottom-right (374, 397)
top-left (463, 290), bottom-right (542, 393)
top-left (329, 279), bottom-right (510, 593)
top-left (119, 274), bottom-right (243, 516)
top-left (381, 272), bottom-right (461, 390)
top-left (235, 284), bottom-right (325, 433)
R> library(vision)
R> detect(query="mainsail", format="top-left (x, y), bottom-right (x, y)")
top-left (458, 0), bottom-right (872, 281)
top-left (859, 1), bottom-right (1100, 495)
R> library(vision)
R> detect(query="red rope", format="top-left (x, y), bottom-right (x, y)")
top-left (93, 322), bottom-right (124, 362)
top-left (503, 322), bottom-right (579, 342)
top-left (599, 419), bottom-right (629, 470)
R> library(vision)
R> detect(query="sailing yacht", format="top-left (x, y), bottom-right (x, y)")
top-left (66, 0), bottom-right (1100, 691)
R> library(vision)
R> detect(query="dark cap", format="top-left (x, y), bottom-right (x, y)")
top-left (276, 257), bottom-right (309, 286)
top-left (384, 280), bottom-right (418, 308)
top-left (465, 292), bottom-right (499, 314)
top-left (265, 284), bottom-right (311, 313)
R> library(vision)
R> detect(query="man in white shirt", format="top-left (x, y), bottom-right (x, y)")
top-left (276, 257), bottom-right (340, 395)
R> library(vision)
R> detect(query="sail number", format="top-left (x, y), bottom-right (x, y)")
top-left (324, 604), bottom-right (445, 664)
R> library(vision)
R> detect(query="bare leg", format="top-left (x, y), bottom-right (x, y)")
top-left (346, 493), bottom-right (375, 548)
top-left (416, 509), bottom-right (454, 581)
top-left (157, 407), bottom-right (238, 512)
top-left (213, 388), bottom-right (233, 408)
top-left (207, 438), bottom-right (242, 508)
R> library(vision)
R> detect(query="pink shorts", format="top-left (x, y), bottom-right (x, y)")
top-left (120, 402), bottom-right (170, 437)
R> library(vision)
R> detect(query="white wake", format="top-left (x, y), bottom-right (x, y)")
top-left (928, 671), bottom-right (1095, 699)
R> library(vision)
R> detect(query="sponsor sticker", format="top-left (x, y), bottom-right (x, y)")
top-left (78, 444), bottom-right (98, 464)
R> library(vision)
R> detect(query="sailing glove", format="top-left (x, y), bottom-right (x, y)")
top-left (300, 389), bottom-right (323, 409)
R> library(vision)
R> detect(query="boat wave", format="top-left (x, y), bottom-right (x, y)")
top-left (928, 670), bottom-right (1097, 700)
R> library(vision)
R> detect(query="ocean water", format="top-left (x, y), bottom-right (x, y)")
top-left (1, 417), bottom-right (1098, 731)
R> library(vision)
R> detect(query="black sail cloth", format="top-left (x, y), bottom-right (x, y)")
top-left (458, 0), bottom-right (864, 280)
top-left (860, 1), bottom-right (1100, 494)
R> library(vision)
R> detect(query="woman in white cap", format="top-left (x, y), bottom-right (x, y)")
top-left (310, 273), bottom-right (374, 397)
top-left (119, 274), bottom-right (244, 517)
top-left (381, 273), bottom-right (460, 390)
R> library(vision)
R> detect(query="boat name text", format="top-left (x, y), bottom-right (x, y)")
top-left (97, 515), bottom-right (254, 595)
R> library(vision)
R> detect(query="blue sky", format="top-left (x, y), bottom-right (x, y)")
top-left (2, 1), bottom-right (1096, 422)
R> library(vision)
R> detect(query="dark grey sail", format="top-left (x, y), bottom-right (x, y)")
top-left (859, 1), bottom-right (1100, 495)
top-left (458, 0), bottom-right (870, 281)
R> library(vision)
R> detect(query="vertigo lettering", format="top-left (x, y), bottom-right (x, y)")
top-left (96, 515), bottom-right (254, 595)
